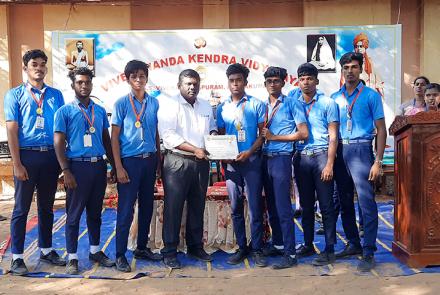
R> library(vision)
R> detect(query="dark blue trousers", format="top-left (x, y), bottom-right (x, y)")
top-left (116, 154), bottom-right (157, 257)
top-left (11, 150), bottom-right (59, 254)
top-left (224, 154), bottom-right (264, 251)
top-left (263, 155), bottom-right (296, 255)
top-left (293, 152), bottom-right (336, 252)
top-left (161, 153), bottom-right (209, 257)
top-left (334, 142), bottom-right (378, 256)
top-left (65, 160), bottom-right (107, 254)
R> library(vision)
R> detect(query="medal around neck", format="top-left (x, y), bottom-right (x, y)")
top-left (89, 126), bottom-right (96, 134)
top-left (36, 107), bottom-right (43, 115)
top-left (135, 121), bottom-right (142, 128)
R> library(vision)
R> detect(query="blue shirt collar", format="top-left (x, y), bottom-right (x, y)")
top-left (75, 97), bottom-right (95, 109)
top-left (228, 94), bottom-right (248, 104)
top-left (341, 81), bottom-right (364, 96)
top-left (299, 91), bottom-right (321, 104)
top-left (25, 81), bottom-right (47, 94)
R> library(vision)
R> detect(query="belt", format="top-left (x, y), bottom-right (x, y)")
top-left (20, 146), bottom-right (54, 152)
top-left (263, 151), bottom-right (293, 158)
top-left (166, 149), bottom-right (205, 161)
top-left (339, 139), bottom-right (372, 145)
top-left (299, 148), bottom-right (328, 156)
top-left (133, 152), bottom-right (152, 158)
top-left (70, 156), bottom-right (103, 162)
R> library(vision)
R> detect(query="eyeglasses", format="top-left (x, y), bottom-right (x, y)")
top-left (265, 79), bottom-right (283, 85)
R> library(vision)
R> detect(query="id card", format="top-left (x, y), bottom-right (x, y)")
top-left (35, 116), bottom-right (45, 129)
top-left (237, 130), bottom-right (246, 142)
top-left (346, 119), bottom-right (352, 132)
top-left (83, 134), bottom-right (92, 147)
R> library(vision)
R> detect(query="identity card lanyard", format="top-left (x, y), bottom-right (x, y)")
top-left (27, 84), bottom-right (46, 129)
top-left (264, 99), bottom-right (282, 129)
top-left (342, 85), bottom-right (364, 133)
top-left (235, 100), bottom-right (247, 142)
top-left (78, 103), bottom-right (95, 148)
top-left (129, 93), bottom-right (147, 141)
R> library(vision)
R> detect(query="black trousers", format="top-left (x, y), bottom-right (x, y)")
top-left (160, 153), bottom-right (209, 257)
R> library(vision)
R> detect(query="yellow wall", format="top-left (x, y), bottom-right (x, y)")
top-left (422, 0), bottom-right (440, 82)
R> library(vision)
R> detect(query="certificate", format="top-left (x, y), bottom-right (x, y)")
top-left (204, 135), bottom-right (239, 160)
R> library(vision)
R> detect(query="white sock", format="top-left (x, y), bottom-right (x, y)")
top-left (290, 254), bottom-right (296, 259)
top-left (90, 245), bottom-right (100, 254)
top-left (274, 245), bottom-right (284, 250)
top-left (68, 253), bottom-right (78, 261)
top-left (12, 254), bottom-right (24, 260)
top-left (41, 247), bottom-right (52, 255)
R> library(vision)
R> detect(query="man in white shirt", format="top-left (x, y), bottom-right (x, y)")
top-left (158, 69), bottom-right (217, 269)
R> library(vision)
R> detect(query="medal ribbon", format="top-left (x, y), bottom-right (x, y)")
top-left (27, 84), bottom-right (45, 113)
top-left (78, 103), bottom-right (95, 131)
top-left (235, 99), bottom-right (247, 130)
top-left (342, 85), bottom-right (364, 118)
top-left (306, 100), bottom-right (316, 117)
top-left (264, 99), bottom-right (282, 128)
top-left (129, 93), bottom-right (146, 123)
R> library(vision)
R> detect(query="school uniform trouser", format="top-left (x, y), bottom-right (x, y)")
top-left (65, 160), bottom-right (107, 254)
top-left (223, 154), bottom-right (264, 251)
top-left (293, 152), bottom-right (336, 252)
top-left (11, 149), bottom-right (59, 254)
top-left (334, 142), bottom-right (378, 256)
top-left (160, 153), bottom-right (209, 258)
top-left (115, 154), bottom-right (157, 257)
top-left (262, 154), bottom-right (296, 256)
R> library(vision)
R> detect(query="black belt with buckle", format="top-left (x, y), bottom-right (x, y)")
top-left (70, 156), bottom-right (103, 162)
top-left (133, 152), bottom-right (152, 158)
top-left (299, 149), bottom-right (328, 157)
top-left (20, 146), bottom-right (54, 152)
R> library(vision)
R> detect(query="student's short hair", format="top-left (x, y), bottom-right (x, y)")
top-left (124, 60), bottom-right (149, 80)
top-left (76, 40), bottom-right (83, 45)
top-left (264, 66), bottom-right (287, 80)
top-left (226, 63), bottom-right (250, 80)
top-left (178, 69), bottom-right (200, 85)
top-left (426, 83), bottom-right (440, 92)
top-left (297, 63), bottom-right (318, 78)
top-left (22, 49), bottom-right (47, 66)
top-left (68, 67), bottom-right (94, 83)
top-left (413, 76), bottom-right (430, 85)
top-left (339, 52), bottom-right (363, 68)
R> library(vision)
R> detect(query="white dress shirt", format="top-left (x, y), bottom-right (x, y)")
top-left (158, 94), bottom-right (217, 150)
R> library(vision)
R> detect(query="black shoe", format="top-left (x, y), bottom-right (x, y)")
top-left (251, 251), bottom-right (267, 267)
top-left (227, 248), bottom-right (249, 265)
top-left (0, 215), bottom-right (7, 221)
top-left (262, 244), bottom-right (283, 257)
top-left (335, 243), bottom-right (362, 259)
top-left (187, 248), bottom-right (212, 262)
top-left (296, 244), bottom-right (316, 258)
top-left (40, 250), bottom-right (66, 266)
top-left (272, 255), bottom-right (298, 270)
top-left (315, 226), bottom-right (325, 235)
top-left (89, 251), bottom-right (115, 267)
top-left (357, 255), bottom-right (376, 272)
top-left (115, 255), bottom-right (131, 272)
top-left (293, 208), bottom-right (303, 218)
top-left (312, 252), bottom-right (336, 266)
top-left (163, 256), bottom-right (181, 269)
top-left (66, 259), bottom-right (79, 275)
top-left (134, 248), bottom-right (162, 261)
top-left (10, 258), bottom-right (28, 276)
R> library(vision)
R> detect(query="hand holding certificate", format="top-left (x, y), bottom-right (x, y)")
top-left (204, 135), bottom-right (239, 160)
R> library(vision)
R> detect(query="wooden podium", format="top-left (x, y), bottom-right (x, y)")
top-left (389, 111), bottom-right (440, 267)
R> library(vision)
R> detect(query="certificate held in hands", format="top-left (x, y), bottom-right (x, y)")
top-left (204, 135), bottom-right (239, 160)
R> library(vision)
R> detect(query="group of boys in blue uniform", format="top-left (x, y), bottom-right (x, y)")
top-left (4, 48), bottom-right (386, 276)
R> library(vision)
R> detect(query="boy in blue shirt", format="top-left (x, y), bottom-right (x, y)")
top-left (261, 66), bottom-right (308, 269)
top-left (4, 50), bottom-right (65, 275)
top-left (54, 67), bottom-right (115, 274)
top-left (217, 63), bottom-right (267, 267)
top-left (293, 63), bottom-right (339, 266)
top-left (331, 52), bottom-right (386, 272)
top-left (111, 60), bottom-right (162, 272)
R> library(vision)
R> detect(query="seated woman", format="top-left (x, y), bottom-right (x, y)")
top-left (397, 76), bottom-right (430, 116)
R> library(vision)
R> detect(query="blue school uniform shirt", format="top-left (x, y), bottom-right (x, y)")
top-left (54, 99), bottom-right (109, 158)
top-left (4, 83), bottom-right (65, 147)
top-left (111, 92), bottom-right (159, 158)
top-left (331, 82), bottom-right (384, 140)
top-left (262, 94), bottom-right (307, 154)
top-left (216, 94), bottom-right (265, 153)
top-left (296, 91), bottom-right (339, 151)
